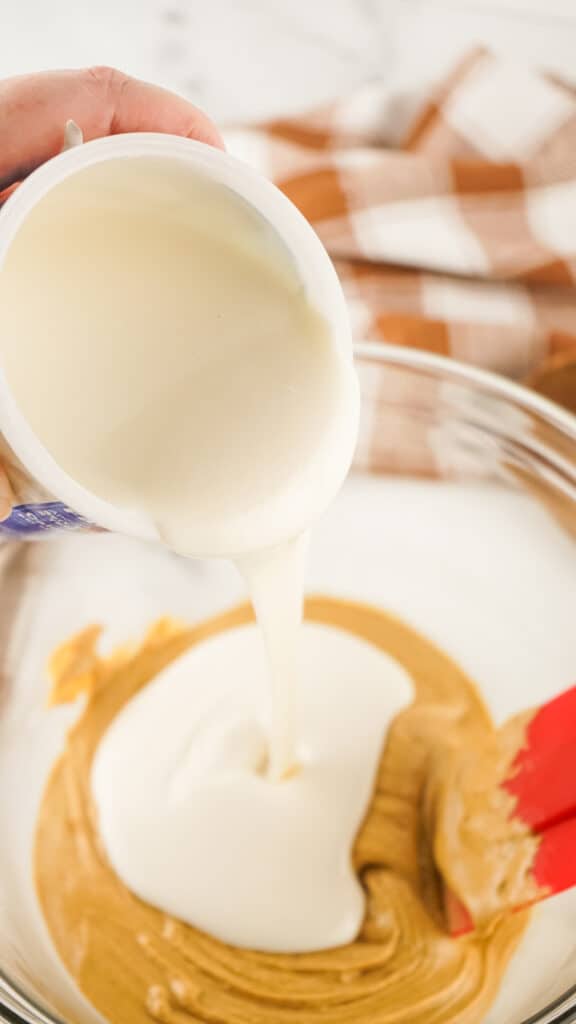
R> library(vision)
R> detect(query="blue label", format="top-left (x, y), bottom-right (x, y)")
top-left (0, 501), bottom-right (93, 536)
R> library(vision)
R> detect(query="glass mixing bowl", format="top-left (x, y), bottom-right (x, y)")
top-left (0, 345), bottom-right (575, 1024)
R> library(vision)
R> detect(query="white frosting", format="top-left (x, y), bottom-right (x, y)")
top-left (91, 620), bottom-right (412, 952)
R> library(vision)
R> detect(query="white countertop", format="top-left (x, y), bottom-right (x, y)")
top-left (1, 0), bottom-right (576, 127)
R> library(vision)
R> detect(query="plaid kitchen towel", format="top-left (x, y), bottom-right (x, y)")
top-left (226, 48), bottom-right (576, 410)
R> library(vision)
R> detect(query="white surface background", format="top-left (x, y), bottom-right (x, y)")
top-left (1, 0), bottom-right (575, 126)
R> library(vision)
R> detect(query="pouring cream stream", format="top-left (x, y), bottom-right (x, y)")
top-left (0, 153), bottom-right (414, 950)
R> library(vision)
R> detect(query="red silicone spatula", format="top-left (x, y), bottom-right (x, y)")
top-left (445, 684), bottom-right (576, 936)
top-left (504, 685), bottom-right (576, 832)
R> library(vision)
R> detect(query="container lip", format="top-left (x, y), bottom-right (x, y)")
top-left (0, 132), bottom-right (351, 538)
top-left (356, 341), bottom-right (576, 449)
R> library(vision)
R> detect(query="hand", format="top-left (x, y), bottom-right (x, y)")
top-left (0, 67), bottom-right (223, 522)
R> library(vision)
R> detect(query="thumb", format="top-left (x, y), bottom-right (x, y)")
top-left (0, 467), bottom-right (14, 521)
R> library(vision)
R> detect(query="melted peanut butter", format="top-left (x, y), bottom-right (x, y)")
top-left (35, 597), bottom-right (534, 1024)
top-left (433, 711), bottom-right (543, 927)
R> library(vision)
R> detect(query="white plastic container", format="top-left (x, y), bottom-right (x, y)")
top-left (0, 133), bottom-right (354, 542)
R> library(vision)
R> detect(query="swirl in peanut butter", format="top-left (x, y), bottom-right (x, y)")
top-left (35, 597), bottom-right (532, 1024)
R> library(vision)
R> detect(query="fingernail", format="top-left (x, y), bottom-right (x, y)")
top-left (61, 120), bottom-right (84, 152)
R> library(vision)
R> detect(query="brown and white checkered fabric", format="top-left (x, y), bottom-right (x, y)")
top-left (226, 48), bottom-right (576, 389)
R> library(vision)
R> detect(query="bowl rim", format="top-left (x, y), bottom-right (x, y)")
top-left (1, 342), bottom-right (576, 1024)
top-left (355, 342), bottom-right (576, 447)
